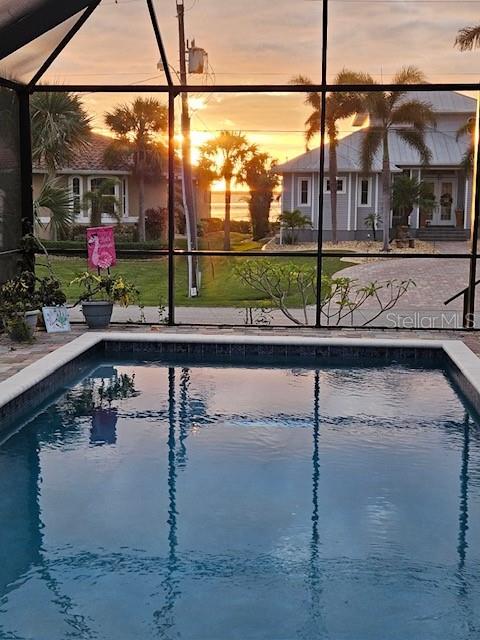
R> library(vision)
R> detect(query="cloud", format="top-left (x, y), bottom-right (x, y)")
top-left (34, 0), bottom-right (480, 161)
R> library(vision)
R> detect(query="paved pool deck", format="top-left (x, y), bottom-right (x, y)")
top-left (2, 325), bottom-right (480, 385)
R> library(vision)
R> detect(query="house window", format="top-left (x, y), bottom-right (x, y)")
top-left (298, 177), bottom-right (311, 206)
top-left (88, 177), bottom-right (119, 218)
top-left (324, 177), bottom-right (346, 194)
top-left (69, 176), bottom-right (83, 218)
top-left (359, 178), bottom-right (372, 207)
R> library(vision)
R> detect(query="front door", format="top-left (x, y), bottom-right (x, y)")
top-left (432, 178), bottom-right (456, 226)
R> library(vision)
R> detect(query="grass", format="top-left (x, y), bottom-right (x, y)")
top-left (37, 232), bottom-right (354, 308)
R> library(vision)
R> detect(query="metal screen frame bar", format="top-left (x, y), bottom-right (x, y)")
top-left (3, 0), bottom-right (480, 331)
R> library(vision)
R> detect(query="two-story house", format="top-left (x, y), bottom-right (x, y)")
top-left (277, 91), bottom-right (475, 242)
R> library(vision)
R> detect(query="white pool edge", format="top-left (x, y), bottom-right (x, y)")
top-left (1, 332), bottom-right (480, 416)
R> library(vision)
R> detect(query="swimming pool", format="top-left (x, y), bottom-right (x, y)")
top-left (0, 357), bottom-right (479, 639)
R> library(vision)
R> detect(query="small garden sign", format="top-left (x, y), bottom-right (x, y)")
top-left (42, 306), bottom-right (71, 333)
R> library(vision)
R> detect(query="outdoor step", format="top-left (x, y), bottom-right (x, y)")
top-left (416, 227), bottom-right (468, 241)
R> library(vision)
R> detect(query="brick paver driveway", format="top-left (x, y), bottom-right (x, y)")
top-left (338, 255), bottom-right (472, 312)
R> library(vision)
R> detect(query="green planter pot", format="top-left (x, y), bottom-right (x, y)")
top-left (81, 301), bottom-right (113, 329)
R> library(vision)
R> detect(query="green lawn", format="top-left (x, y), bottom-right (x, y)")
top-left (37, 233), bottom-right (354, 307)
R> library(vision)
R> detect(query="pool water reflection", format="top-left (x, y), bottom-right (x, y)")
top-left (0, 362), bottom-right (479, 639)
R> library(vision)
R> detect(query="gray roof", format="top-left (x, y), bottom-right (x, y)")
top-left (406, 91), bottom-right (476, 114)
top-left (278, 128), bottom-right (470, 174)
top-left (278, 90), bottom-right (474, 175)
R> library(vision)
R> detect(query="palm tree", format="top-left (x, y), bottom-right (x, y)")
top-left (455, 26), bottom-right (480, 51)
top-left (456, 116), bottom-right (476, 170)
top-left (30, 92), bottom-right (91, 174)
top-left (30, 92), bottom-right (91, 239)
top-left (199, 131), bottom-right (254, 251)
top-left (278, 209), bottom-right (312, 245)
top-left (361, 66), bottom-right (435, 251)
top-left (238, 151), bottom-right (279, 240)
top-left (81, 178), bottom-right (121, 227)
top-left (392, 175), bottom-right (436, 229)
top-left (292, 70), bottom-right (374, 244)
top-left (33, 177), bottom-right (74, 239)
top-left (104, 98), bottom-right (167, 242)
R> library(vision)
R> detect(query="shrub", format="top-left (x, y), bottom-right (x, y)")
top-left (145, 207), bottom-right (167, 241)
top-left (199, 217), bottom-right (251, 236)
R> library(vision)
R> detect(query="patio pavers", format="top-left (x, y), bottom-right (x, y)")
top-left (1, 324), bottom-right (480, 385)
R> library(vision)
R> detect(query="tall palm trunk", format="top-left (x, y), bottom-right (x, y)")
top-left (381, 132), bottom-right (391, 252)
top-left (138, 173), bottom-right (146, 242)
top-left (224, 177), bottom-right (232, 251)
top-left (328, 128), bottom-right (338, 244)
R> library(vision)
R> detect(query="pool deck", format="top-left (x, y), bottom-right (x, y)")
top-left (2, 324), bottom-right (480, 384)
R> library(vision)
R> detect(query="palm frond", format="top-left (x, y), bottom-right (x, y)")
top-left (304, 111), bottom-right (321, 145)
top-left (396, 128), bottom-right (432, 166)
top-left (392, 65), bottom-right (426, 85)
top-left (455, 25), bottom-right (480, 51)
top-left (360, 128), bottom-right (382, 172)
top-left (30, 92), bottom-right (91, 172)
top-left (461, 144), bottom-right (475, 171)
top-left (456, 116), bottom-right (476, 141)
top-left (391, 100), bottom-right (436, 129)
top-left (34, 177), bottom-right (74, 237)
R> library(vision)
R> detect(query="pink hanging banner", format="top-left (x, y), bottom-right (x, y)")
top-left (86, 226), bottom-right (117, 270)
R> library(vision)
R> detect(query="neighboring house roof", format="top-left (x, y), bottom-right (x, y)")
top-left (278, 127), bottom-right (470, 174)
top-left (406, 90), bottom-right (476, 114)
top-left (33, 133), bottom-right (132, 174)
top-left (277, 129), bottom-right (398, 174)
top-left (278, 90), bottom-right (474, 175)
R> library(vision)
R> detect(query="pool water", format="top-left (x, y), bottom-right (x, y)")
top-left (0, 361), bottom-right (479, 639)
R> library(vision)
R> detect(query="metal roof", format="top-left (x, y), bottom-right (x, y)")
top-left (278, 127), bottom-right (470, 174)
top-left (405, 90), bottom-right (476, 114)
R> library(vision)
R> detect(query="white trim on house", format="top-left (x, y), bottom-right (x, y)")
top-left (290, 174), bottom-right (294, 211)
top-left (465, 177), bottom-right (469, 230)
top-left (347, 173), bottom-right (352, 231)
top-left (324, 177), bottom-right (346, 195)
top-left (414, 169), bottom-right (421, 229)
top-left (354, 174), bottom-right (358, 231)
top-left (68, 175), bottom-right (85, 221)
top-left (358, 176), bottom-right (372, 207)
top-left (297, 176), bottom-right (312, 207)
top-left (375, 174), bottom-right (379, 215)
top-left (122, 177), bottom-right (129, 218)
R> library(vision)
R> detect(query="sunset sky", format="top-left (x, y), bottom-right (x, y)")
top-left (3, 0), bottom-right (480, 167)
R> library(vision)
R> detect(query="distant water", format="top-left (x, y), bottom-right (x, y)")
top-left (211, 191), bottom-right (282, 221)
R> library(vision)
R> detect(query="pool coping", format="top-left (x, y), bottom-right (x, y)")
top-left (2, 332), bottom-right (480, 426)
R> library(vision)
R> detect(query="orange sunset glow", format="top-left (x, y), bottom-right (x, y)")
top-left (4, 0), bottom-right (478, 168)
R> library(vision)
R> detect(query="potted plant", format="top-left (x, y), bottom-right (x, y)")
top-left (71, 272), bottom-right (138, 329)
top-left (0, 272), bottom-right (40, 341)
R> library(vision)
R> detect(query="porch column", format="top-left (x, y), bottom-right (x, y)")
top-left (465, 177), bottom-right (469, 230)
top-left (412, 168), bottom-right (421, 229)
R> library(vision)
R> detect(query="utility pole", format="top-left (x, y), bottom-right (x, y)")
top-left (177, 0), bottom-right (199, 296)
